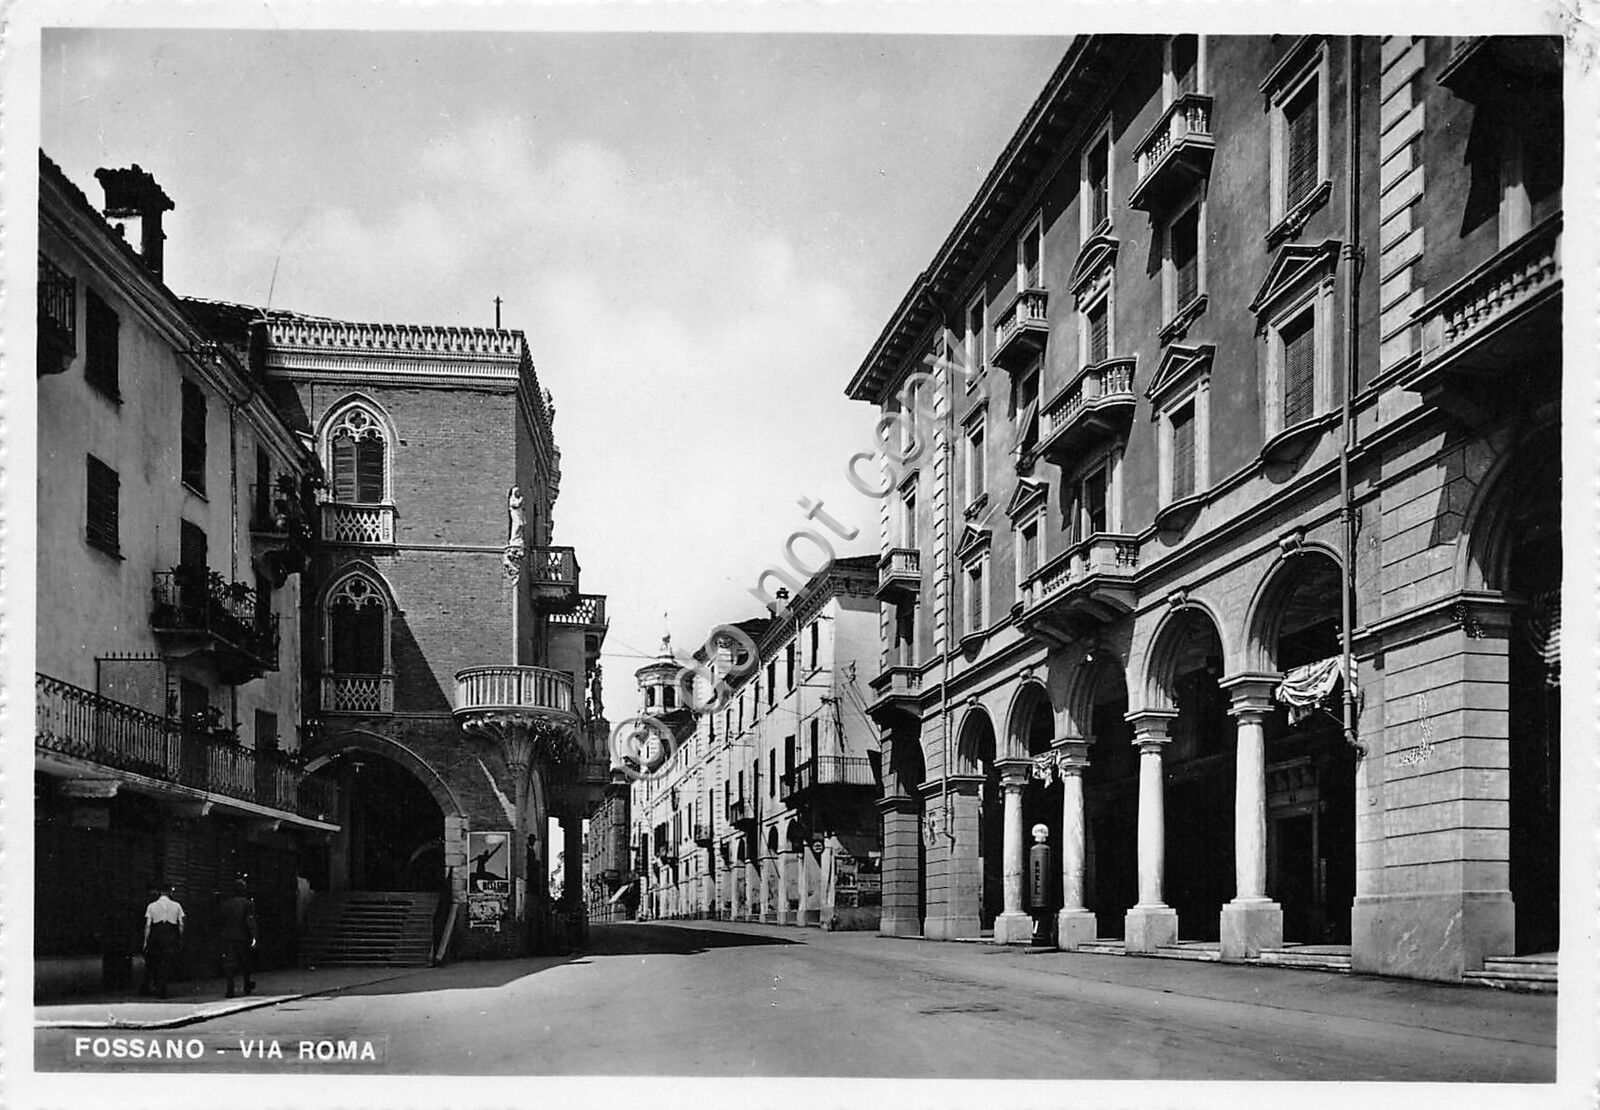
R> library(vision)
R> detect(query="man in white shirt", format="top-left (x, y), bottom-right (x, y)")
top-left (142, 886), bottom-right (185, 998)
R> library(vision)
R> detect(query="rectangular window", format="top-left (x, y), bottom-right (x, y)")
top-left (1171, 35), bottom-right (1199, 97)
top-left (808, 720), bottom-right (819, 766)
top-left (785, 643), bottom-right (795, 690)
top-left (965, 297), bottom-right (986, 375)
top-left (1171, 404), bottom-right (1197, 501)
top-left (254, 710), bottom-right (279, 754)
top-left (1019, 217), bottom-right (1043, 289)
top-left (1171, 205), bottom-right (1201, 311)
top-left (85, 454), bottom-right (120, 556)
top-left (766, 662), bottom-right (776, 707)
top-left (180, 519), bottom-right (208, 571)
top-left (1019, 520), bottom-right (1040, 581)
top-left (809, 621), bottom-right (820, 669)
top-left (769, 750), bottom-right (776, 797)
top-left (254, 447), bottom-right (273, 527)
top-left (1086, 133), bottom-right (1110, 230)
top-left (967, 563), bottom-right (985, 633)
top-left (84, 288), bottom-right (120, 400)
top-left (1085, 299), bottom-right (1109, 366)
top-left (1082, 467), bottom-right (1109, 537)
top-left (784, 737), bottom-right (795, 780)
top-left (179, 678), bottom-right (209, 726)
top-left (1284, 81), bottom-right (1320, 209)
top-left (180, 379), bottom-right (207, 493)
top-left (1281, 310), bottom-right (1317, 427)
top-left (902, 487), bottom-right (917, 548)
top-left (966, 421), bottom-right (986, 504)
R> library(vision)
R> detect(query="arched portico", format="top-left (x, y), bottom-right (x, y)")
top-left (955, 708), bottom-right (1003, 933)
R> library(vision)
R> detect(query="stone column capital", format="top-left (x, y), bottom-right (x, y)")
top-left (996, 757), bottom-right (1033, 789)
top-left (1124, 708), bottom-right (1177, 747)
top-left (1220, 671), bottom-right (1281, 718)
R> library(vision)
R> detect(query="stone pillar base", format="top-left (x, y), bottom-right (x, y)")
top-left (993, 911), bottom-right (1034, 945)
top-left (923, 914), bottom-right (982, 941)
top-left (801, 909), bottom-right (821, 927)
top-left (1055, 909), bottom-right (1099, 951)
top-left (1219, 898), bottom-right (1283, 961)
top-left (1124, 904), bottom-right (1179, 953)
top-left (777, 909), bottom-right (796, 926)
top-left (879, 914), bottom-right (923, 937)
top-left (1351, 890), bottom-right (1514, 981)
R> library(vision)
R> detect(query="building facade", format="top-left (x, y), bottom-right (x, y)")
top-left (632, 557), bottom-right (886, 930)
top-left (849, 35), bottom-right (1560, 983)
top-left (37, 154), bottom-right (613, 985)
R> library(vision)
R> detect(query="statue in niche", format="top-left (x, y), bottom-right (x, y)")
top-left (503, 485), bottom-right (527, 582)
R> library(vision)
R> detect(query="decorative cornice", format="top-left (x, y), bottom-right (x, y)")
top-left (1004, 477), bottom-right (1050, 521)
top-left (1249, 239), bottom-right (1340, 317)
top-left (1145, 342), bottom-right (1216, 406)
top-left (1069, 232), bottom-right (1120, 301)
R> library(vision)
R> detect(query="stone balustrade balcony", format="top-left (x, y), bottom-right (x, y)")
top-left (876, 547), bottom-right (921, 603)
top-left (1018, 533), bottom-right (1140, 646)
top-left (991, 288), bottom-right (1050, 372)
top-left (866, 664), bottom-right (923, 726)
top-left (453, 665), bottom-right (578, 732)
top-left (1130, 93), bottom-right (1215, 214)
top-left (1036, 358), bottom-right (1137, 467)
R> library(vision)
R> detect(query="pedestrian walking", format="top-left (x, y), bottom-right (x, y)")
top-left (142, 884), bottom-right (184, 999)
top-left (218, 878), bottom-right (258, 998)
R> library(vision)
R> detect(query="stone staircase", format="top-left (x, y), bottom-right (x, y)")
top-left (1461, 952), bottom-right (1558, 994)
top-left (1255, 944), bottom-right (1352, 974)
top-left (300, 891), bottom-right (440, 967)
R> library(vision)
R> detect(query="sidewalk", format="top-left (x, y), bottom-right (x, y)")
top-left (34, 964), bottom-right (435, 1030)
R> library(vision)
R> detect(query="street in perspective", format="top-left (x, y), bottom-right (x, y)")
top-left (21, 19), bottom-right (1588, 1107)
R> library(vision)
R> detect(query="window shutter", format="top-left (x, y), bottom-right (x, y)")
top-left (1172, 209), bottom-right (1200, 308)
top-left (1286, 84), bottom-right (1319, 206)
top-left (1088, 303), bottom-right (1109, 365)
top-left (356, 438), bottom-right (385, 502)
top-left (1088, 139), bottom-right (1109, 228)
top-left (1282, 313), bottom-right (1317, 426)
top-left (331, 435), bottom-right (358, 503)
top-left (85, 289), bottom-right (120, 397)
top-left (181, 380), bottom-right (207, 491)
top-left (1171, 407), bottom-right (1196, 500)
top-left (180, 520), bottom-right (208, 571)
top-left (85, 455), bottom-right (120, 553)
top-left (1084, 468), bottom-right (1109, 535)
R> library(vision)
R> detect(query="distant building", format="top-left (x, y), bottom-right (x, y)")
top-left (847, 35), bottom-right (1560, 985)
top-left (632, 556), bottom-right (886, 930)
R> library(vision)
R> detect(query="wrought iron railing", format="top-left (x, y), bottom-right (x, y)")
top-left (38, 252), bottom-right (76, 345)
top-left (150, 570), bottom-right (279, 669)
top-left (530, 546), bottom-right (579, 590)
top-left (549, 593), bottom-right (607, 628)
top-left (782, 756), bottom-right (878, 799)
top-left (320, 673), bottom-right (395, 714)
top-left (320, 502), bottom-right (395, 544)
top-left (36, 674), bottom-right (337, 821)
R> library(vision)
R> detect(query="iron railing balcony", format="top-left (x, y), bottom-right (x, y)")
top-left (1437, 36), bottom-right (1561, 100)
top-left (1403, 214), bottom-right (1561, 423)
top-left (866, 664), bottom-right (923, 726)
top-left (727, 797), bottom-right (758, 830)
top-left (1036, 358), bottom-right (1137, 468)
top-left (38, 252), bottom-right (76, 376)
top-left (529, 546), bottom-right (581, 611)
top-left (780, 756), bottom-right (879, 805)
top-left (876, 547), bottom-right (921, 604)
top-left (321, 673), bottom-right (395, 714)
top-left (150, 569), bottom-right (279, 684)
top-left (991, 288), bottom-right (1050, 372)
top-left (35, 673), bottom-right (338, 824)
top-left (549, 593), bottom-right (608, 631)
top-left (320, 502), bottom-right (396, 545)
top-left (1017, 534), bottom-right (1141, 647)
top-left (1129, 93), bottom-right (1215, 214)
top-left (453, 665), bottom-right (578, 731)
top-left (692, 823), bottom-right (714, 846)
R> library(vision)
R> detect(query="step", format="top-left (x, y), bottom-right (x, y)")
top-left (1075, 939), bottom-right (1127, 955)
top-left (1462, 969), bottom-right (1557, 993)
top-left (1483, 954), bottom-right (1558, 975)
top-left (1153, 943), bottom-right (1221, 962)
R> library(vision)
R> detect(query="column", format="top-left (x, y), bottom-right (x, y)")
top-left (1123, 710), bottom-right (1179, 952)
top-left (878, 794), bottom-right (923, 936)
top-left (1054, 740), bottom-right (1098, 950)
top-left (993, 758), bottom-right (1034, 944)
top-left (778, 847), bottom-right (797, 924)
top-left (1219, 675), bottom-right (1284, 960)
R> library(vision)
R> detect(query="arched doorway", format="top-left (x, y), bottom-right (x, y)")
top-left (1079, 658), bottom-right (1138, 939)
top-left (310, 750), bottom-right (445, 893)
top-left (957, 710), bottom-right (1003, 931)
top-left (1012, 686), bottom-right (1060, 917)
top-left (1499, 439), bottom-right (1561, 954)
top-left (1254, 552), bottom-right (1355, 945)
top-left (1151, 608), bottom-right (1234, 942)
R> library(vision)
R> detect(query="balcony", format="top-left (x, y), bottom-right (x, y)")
top-left (1437, 36), bottom-right (1561, 100)
top-left (453, 665), bottom-right (578, 732)
top-left (1129, 94), bottom-right (1215, 214)
top-left (529, 546), bottom-right (581, 611)
top-left (876, 547), bottom-right (921, 604)
top-left (866, 665), bottom-right (923, 726)
top-left (727, 797), bottom-right (758, 830)
top-left (321, 673), bottom-right (394, 714)
top-left (654, 843), bottom-right (678, 865)
top-left (1036, 358), bottom-right (1137, 467)
top-left (1403, 215), bottom-right (1561, 423)
top-left (780, 756), bottom-right (879, 807)
top-left (35, 674), bottom-right (339, 825)
top-left (1018, 534), bottom-right (1140, 647)
top-left (692, 823), bottom-right (714, 846)
top-left (150, 569), bottom-right (279, 684)
top-left (991, 288), bottom-right (1049, 372)
top-left (38, 252), bottom-right (75, 376)
top-left (320, 502), bottom-right (395, 545)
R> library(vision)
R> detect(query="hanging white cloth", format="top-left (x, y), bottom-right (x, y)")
top-left (1275, 655), bottom-right (1353, 724)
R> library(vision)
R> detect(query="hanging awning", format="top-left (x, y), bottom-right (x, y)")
top-left (607, 881), bottom-right (636, 905)
top-left (1275, 656), bottom-right (1353, 724)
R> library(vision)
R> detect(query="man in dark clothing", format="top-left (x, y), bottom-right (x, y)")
top-left (218, 879), bottom-right (257, 998)
top-left (142, 885), bottom-right (184, 999)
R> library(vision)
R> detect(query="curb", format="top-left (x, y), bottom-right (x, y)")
top-left (34, 968), bottom-right (425, 1031)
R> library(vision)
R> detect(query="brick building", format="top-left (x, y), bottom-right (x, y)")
top-left (632, 557), bottom-right (886, 930)
top-left (849, 35), bottom-right (1560, 985)
top-left (37, 153), bottom-right (612, 984)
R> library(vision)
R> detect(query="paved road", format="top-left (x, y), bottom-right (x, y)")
top-left (37, 920), bottom-right (1556, 1080)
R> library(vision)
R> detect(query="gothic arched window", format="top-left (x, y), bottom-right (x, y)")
top-left (326, 572), bottom-right (390, 675)
top-left (326, 404), bottom-right (388, 505)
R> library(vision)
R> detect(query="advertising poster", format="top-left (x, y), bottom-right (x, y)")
top-left (466, 830), bottom-right (511, 931)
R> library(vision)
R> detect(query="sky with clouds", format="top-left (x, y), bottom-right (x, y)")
top-left (42, 28), bottom-right (1068, 697)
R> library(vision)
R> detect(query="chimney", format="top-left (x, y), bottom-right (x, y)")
top-left (94, 165), bottom-right (174, 280)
